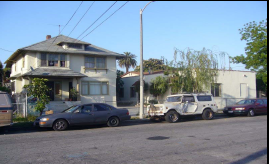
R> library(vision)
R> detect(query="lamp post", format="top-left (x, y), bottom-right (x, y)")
top-left (139, 1), bottom-right (154, 119)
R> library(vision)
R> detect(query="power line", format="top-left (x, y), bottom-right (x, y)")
top-left (76, 1), bottom-right (117, 41)
top-left (81, 1), bottom-right (129, 40)
top-left (0, 48), bottom-right (14, 52)
top-left (68, 1), bottom-right (95, 37)
top-left (46, 1), bottom-right (84, 51)
top-left (60, 1), bottom-right (84, 34)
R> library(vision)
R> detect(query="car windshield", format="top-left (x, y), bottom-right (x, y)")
top-left (236, 99), bottom-right (256, 105)
top-left (62, 105), bottom-right (80, 113)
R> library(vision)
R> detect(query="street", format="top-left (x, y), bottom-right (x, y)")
top-left (0, 115), bottom-right (267, 164)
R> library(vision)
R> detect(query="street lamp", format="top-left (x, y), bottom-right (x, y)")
top-left (139, 1), bottom-right (154, 119)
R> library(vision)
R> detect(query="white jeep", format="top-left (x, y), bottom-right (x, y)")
top-left (147, 93), bottom-right (218, 123)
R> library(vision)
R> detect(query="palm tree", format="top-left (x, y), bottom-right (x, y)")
top-left (118, 52), bottom-right (137, 73)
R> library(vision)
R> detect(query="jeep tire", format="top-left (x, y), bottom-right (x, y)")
top-left (202, 109), bottom-right (214, 120)
top-left (165, 111), bottom-right (179, 123)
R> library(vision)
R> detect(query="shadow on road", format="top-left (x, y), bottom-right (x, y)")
top-left (230, 148), bottom-right (267, 164)
top-left (0, 114), bottom-right (266, 135)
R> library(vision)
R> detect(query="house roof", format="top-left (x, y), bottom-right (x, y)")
top-left (5, 35), bottom-right (124, 66)
top-left (21, 67), bottom-right (87, 78)
top-left (121, 70), bottom-right (165, 78)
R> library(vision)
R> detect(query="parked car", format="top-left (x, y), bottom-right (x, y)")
top-left (223, 98), bottom-right (267, 117)
top-left (147, 93), bottom-right (218, 123)
top-left (0, 91), bottom-right (13, 127)
top-left (34, 103), bottom-right (131, 131)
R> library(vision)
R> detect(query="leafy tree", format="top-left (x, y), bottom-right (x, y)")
top-left (23, 78), bottom-right (50, 116)
top-left (134, 58), bottom-right (166, 72)
top-left (168, 48), bottom-right (218, 93)
top-left (149, 76), bottom-right (168, 100)
top-left (0, 60), bottom-right (11, 86)
top-left (231, 19), bottom-right (267, 90)
top-left (118, 52), bottom-right (137, 73)
top-left (116, 70), bottom-right (124, 99)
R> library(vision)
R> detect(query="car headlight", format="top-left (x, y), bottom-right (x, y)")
top-left (235, 108), bottom-right (245, 110)
top-left (40, 118), bottom-right (50, 121)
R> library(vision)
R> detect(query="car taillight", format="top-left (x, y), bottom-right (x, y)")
top-left (126, 111), bottom-right (129, 115)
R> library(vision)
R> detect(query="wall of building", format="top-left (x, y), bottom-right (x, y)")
top-left (121, 70), bottom-right (256, 109)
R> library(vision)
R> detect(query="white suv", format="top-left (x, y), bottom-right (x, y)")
top-left (147, 93), bottom-right (218, 123)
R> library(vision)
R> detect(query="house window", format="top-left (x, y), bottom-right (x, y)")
top-left (41, 53), bottom-right (47, 66)
top-left (130, 87), bottom-right (136, 98)
top-left (48, 54), bottom-right (58, 66)
top-left (85, 57), bottom-right (95, 68)
top-left (68, 44), bottom-right (82, 49)
top-left (85, 57), bottom-right (106, 69)
top-left (211, 83), bottom-right (221, 97)
top-left (60, 54), bottom-right (65, 67)
top-left (22, 56), bottom-right (25, 68)
top-left (81, 81), bottom-right (109, 95)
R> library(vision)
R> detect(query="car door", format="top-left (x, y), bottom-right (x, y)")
top-left (262, 99), bottom-right (267, 114)
top-left (93, 104), bottom-right (111, 123)
top-left (255, 99), bottom-right (265, 114)
top-left (70, 105), bottom-right (95, 125)
top-left (182, 96), bottom-right (197, 113)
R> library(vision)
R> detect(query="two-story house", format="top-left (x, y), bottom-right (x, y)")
top-left (5, 35), bottom-right (124, 106)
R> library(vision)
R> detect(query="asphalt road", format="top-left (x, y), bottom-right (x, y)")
top-left (0, 114), bottom-right (267, 164)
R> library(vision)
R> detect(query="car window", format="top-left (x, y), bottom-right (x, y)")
top-left (182, 96), bottom-right (195, 103)
top-left (263, 99), bottom-right (267, 105)
top-left (236, 99), bottom-right (255, 105)
top-left (62, 105), bottom-right (80, 113)
top-left (81, 105), bottom-right (92, 113)
top-left (93, 104), bottom-right (111, 112)
top-left (197, 96), bottom-right (212, 101)
top-left (256, 100), bottom-right (264, 105)
top-left (166, 96), bottom-right (181, 102)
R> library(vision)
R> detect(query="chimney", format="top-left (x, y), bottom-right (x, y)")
top-left (46, 35), bottom-right (51, 40)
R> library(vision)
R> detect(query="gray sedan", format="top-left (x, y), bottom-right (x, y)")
top-left (34, 103), bottom-right (131, 131)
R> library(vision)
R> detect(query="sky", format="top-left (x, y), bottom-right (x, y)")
top-left (0, 1), bottom-right (267, 73)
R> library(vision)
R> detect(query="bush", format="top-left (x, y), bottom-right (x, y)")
top-left (13, 114), bottom-right (37, 122)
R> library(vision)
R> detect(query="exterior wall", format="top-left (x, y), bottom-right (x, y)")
top-left (213, 70), bottom-right (256, 109)
top-left (121, 70), bottom-right (256, 109)
top-left (70, 55), bottom-right (117, 106)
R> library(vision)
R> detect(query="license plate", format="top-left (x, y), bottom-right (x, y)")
top-left (228, 111), bottom-right (233, 113)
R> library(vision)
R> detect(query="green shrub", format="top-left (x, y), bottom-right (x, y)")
top-left (13, 114), bottom-right (37, 122)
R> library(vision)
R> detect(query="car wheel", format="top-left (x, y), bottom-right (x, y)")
top-left (247, 109), bottom-right (255, 117)
top-left (53, 119), bottom-right (68, 131)
top-left (107, 117), bottom-right (120, 127)
top-left (165, 111), bottom-right (179, 123)
top-left (202, 109), bottom-right (214, 120)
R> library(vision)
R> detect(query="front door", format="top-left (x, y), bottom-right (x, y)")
top-left (46, 81), bottom-right (54, 101)
top-left (54, 81), bottom-right (62, 101)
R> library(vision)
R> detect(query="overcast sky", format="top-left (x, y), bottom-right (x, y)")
top-left (0, 1), bottom-right (267, 72)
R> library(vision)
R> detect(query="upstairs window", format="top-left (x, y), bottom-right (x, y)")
top-left (41, 54), bottom-right (66, 67)
top-left (85, 57), bottom-right (106, 69)
top-left (68, 43), bottom-right (82, 49)
top-left (48, 54), bottom-right (58, 66)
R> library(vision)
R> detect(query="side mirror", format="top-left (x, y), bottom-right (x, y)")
top-left (186, 101), bottom-right (189, 104)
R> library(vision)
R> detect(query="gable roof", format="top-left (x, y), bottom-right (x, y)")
top-left (5, 35), bottom-right (124, 66)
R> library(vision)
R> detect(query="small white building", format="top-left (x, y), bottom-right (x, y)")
top-left (120, 70), bottom-right (256, 109)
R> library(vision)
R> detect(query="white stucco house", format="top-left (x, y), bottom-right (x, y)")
top-left (5, 35), bottom-right (124, 107)
top-left (120, 70), bottom-right (257, 109)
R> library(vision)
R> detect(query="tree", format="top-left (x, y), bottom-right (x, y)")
top-left (118, 52), bottom-right (137, 73)
top-left (0, 60), bottom-right (11, 87)
top-left (149, 76), bottom-right (168, 101)
top-left (168, 48), bottom-right (218, 93)
top-left (134, 58), bottom-right (166, 72)
top-left (116, 70), bottom-right (124, 99)
top-left (231, 19), bottom-right (267, 90)
top-left (23, 78), bottom-right (50, 116)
